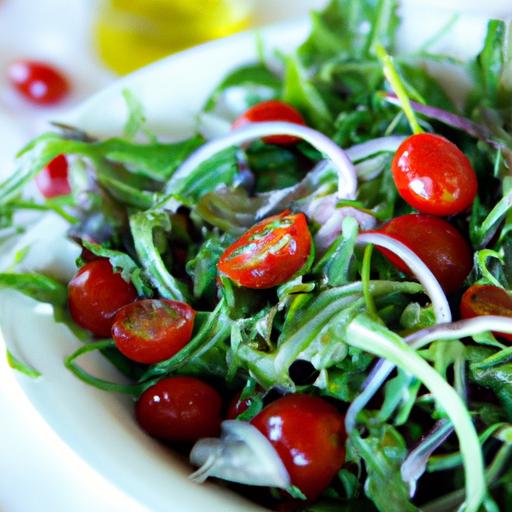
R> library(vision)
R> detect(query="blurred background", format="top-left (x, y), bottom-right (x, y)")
top-left (0, 0), bottom-right (326, 172)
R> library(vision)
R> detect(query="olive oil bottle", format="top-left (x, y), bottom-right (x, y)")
top-left (95, 0), bottom-right (254, 74)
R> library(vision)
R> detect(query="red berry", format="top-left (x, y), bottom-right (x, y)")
top-left (226, 390), bottom-right (253, 419)
top-left (8, 60), bottom-right (69, 105)
top-left (460, 285), bottom-right (512, 342)
top-left (136, 377), bottom-right (222, 442)
top-left (392, 133), bottom-right (478, 216)
top-left (112, 299), bottom-right (195, 364)
top-left (218, 211), bottom-right (312, 289)
top-left (232, 100), bottom-right (306, 145)
top-left (68, 259), bottom-right (137, 337)
top-left (374, 214), bottom-right (473, 294)
top-left (35, 155), bottom-right (71, 198)
top-left (251, 394), bottom-right (346, 500)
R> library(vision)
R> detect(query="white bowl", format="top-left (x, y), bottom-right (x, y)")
top-left (1, 5), bottom-right (512, 511)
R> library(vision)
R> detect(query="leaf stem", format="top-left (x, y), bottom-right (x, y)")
top-left (376, 44), bottom-right (423, 135)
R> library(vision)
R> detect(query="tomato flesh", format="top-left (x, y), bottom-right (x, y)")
top-left (226, 390), bottom-right (253, 420)
top-left (35, 155), bottom-right (71, 198)
top-left (68, 259), bottom-right (137, 337)
top-left (112, 299), bottom-right (195, 364)
top-left (136, 376), bottom-right (222, 442)
top-left (460, 284), bottom-right (512, 342)
top-left (8, 60), bottom-right (69, 105)
top-left (374, 214), bottom-right (473, 294)
top-left (392, 133), bottom-right (478, 216)
top-left (251, 394), bottom-right (346, 500)
top-left (218, 211), bottom-right (312, 289)
top-left (232, 100), bottom-right (306, 145)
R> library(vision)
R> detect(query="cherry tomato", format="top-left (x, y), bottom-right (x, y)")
top-left (218, 211), bottom-right (312, 289)
top-left (226, 391), bottom-right (253, 420)
top-left (375, 214), bottom-right (473, 294)
top-left (136, 376), bottom-right (222, 442)
top-left (460, 285), bottom-right (512, 342)
top-left (68, 259), bottom-right (137, 337)
top-left (232, 100), bottom-right (306, 145)
top-left (35, 155), bottom-right (71, 198)
top-left (392, 133), bottom-right (478, 216)
top-left (8, 60), bottom-right (70, 105)
top-left (251, 394), bottom-right (346, 500)
top-left (112, 299), bottom-right (195, 364)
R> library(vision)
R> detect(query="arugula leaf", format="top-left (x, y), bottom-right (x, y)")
top-left (186, 232), bottom-right (233, 300)
top-left (350, 427), bottom-right (416, 512)
top-left (6, 350), bottom-right (41, 378)
top-left (82, 241), bottom-right (152, 297)
top-left (313, 216), bottom-right (359, 286)
top-left (164, 147), bottom-right (238, 201)
top-left (140, 300), bottom-right (231, 381)
top-left (204, 63), bottom-right (281, 111)
top-left (468, 20), bottom-right (511, 110)
top-left (283, 55), bottom-right (333, 131)
top-left (298, 0), bottom-right (399, 66)
top-left (129, 210), bottom-right (188, 302)
top-left (345, 314), bottom-right (486, 512)
top-left (0, 273), bottom-right (67, 307)
top-left (0, 131), bottom-right (202, 206)
top-left (122, 89), bottom-right (157, 143)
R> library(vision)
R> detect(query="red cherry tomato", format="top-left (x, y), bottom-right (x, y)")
top-left (112, 299), bottom-right (195, 364)
top-left (8, 60), bottom-right (70, 105)
top-left (68, 259), bottom-right (137, 337)
top-left (392, 133), bottom-right (478, 216)
top-left (226, 391), bottom-right (253, 420)
top-left (251, 394), bottom-right (346, 500)
top-left (35, 155), bottom-right (71, 198)
top-left (375, 214), bottom-right (473, 294)
top-left (232, 100), bottom-right (306, 145)
top-left (136, 376), bottom-right (222, 442)
top-left (460, 285), bottom-right (512, 342)
top-left (218, 211), bottom-right (312, 289)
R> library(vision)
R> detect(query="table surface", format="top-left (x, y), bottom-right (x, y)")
top-left (0, 2), bottom-right (324, 511)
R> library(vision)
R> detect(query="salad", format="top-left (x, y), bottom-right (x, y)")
top-left (1, 1), bottom-right (512, 511)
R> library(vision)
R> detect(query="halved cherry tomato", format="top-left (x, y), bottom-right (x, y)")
top-left (136, 376), bottom-right (222, 442)
top-left (460, 285), bottom-right (512, 342)
top-left (112, 299), bottom-right (195, 364)
top-left (392, 133), bottom-right (478, 216)
top-left (232, 100), bottom-right (306, 145)
top-left (35, 155), bottom-right (71, 198)
top-left (374, 214), bottom-right (472, 294)
top-left (68, 259), bottom-right (137, 337)
top-left (218, 211), bottom-right (312, 289)
top-left (8, 60), bottom-right (69, 105)
top-left (251, 394), bottom-right (346, 500)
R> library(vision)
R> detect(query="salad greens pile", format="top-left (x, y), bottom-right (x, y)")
top-left (1, 1), bottom-right (512, 511)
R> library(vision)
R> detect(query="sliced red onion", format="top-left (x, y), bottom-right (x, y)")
top-left (166, 122), bottom-right (358, 199)
top-left (189, 420), bottom-right (290, 490)
top-left (309, 196), bottom-right (376, 252)
top-left (384, 94), bottom-right (499, 148)
top-left (356, 232), bottom-right (451, 323)
top-left (345, 232), bottom-right (451, 433)
top-left (401, 419), bottom-right (454, 497)
top-left (346, 315), bottom-right (512, 433)
top-left (345, 135), bottom-right (406, 162)
top-left (405, 315), bottom-right (512, 349)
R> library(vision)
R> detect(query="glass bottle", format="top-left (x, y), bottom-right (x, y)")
top-left (95, 0), bottom-right (254, 74)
